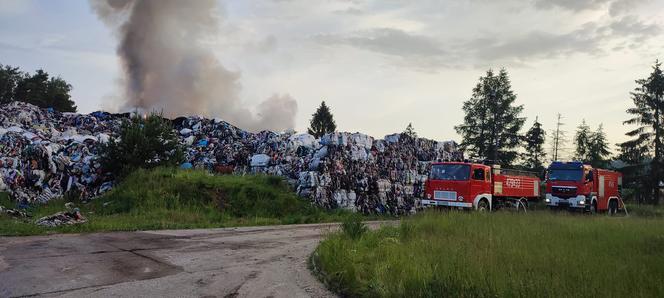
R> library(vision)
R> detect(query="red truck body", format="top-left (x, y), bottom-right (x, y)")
top-left (422, 162), bottom-right (540, 210)
top-left (545, 161), bottom-right (623, 213)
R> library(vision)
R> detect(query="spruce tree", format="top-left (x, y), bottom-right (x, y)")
top-left (523, 117), bottom-right (546, 171)
top-left (574, 120), bottom-right (592, 162)
top-left (403, 122), bottom-right (417, 139)
top-left (588, 124), bottom-right (611, 168)
top-left (620, 60), bottom-right (664, 204)
top-left (308, 101), bottom-right (337, 138)
top-left (455, 69), bottom-right (525, 165)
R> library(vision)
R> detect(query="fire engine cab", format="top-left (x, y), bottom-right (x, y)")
top-left (545, 161), bottom-right (623, 214)
top-left (422, 162), bottom-right (540, 211)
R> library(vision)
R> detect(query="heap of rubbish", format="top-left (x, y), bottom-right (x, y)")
top-left (1, 102), bottom-right (462, 214)
top-left (35, 202), bottom-right (87, 227)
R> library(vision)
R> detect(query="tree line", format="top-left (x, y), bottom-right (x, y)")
top-left (4, 58), bottom-right (661, 204)
top-left (305, 61), bottom-right (664, 205)
top-left (453, 69), bottom-right (613, 173)
top-left (454, 62), bottom-right (664, 205)
top-left (0, 63), bottom-right (77, 112)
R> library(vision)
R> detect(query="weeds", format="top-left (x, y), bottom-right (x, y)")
top-left (313, 211), bottom-right (664, 297)
top-left (341, 214), bottom-right (367, 239)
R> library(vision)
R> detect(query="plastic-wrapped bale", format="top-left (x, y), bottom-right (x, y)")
top-left (334, 189), bottom-right (357, 211)
top-left (321, 132), bottom-right (349, 146)
top-left (374, 140), bottom-right (386, 152)
top-left (250, 154), bottom-right (270, 167)
top-left (350, 146), bottom-right (369, 161)
top-left (288, 133), bottom-right (317, 149)
top-left (384, 133), bottom-right (400, 143)
top-left (349, 132), bottom-right (373, 149)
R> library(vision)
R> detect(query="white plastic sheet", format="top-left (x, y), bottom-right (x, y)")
top-left (250, 154), bottom-right (271, 167)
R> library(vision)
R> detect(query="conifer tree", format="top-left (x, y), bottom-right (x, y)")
top-left (455, 69), bottom-right (525, 165)
top-left (403, 122), bottom-right (417, 139)
top-left (101, 112), bottom-right (183, 177)
top-left (308, 101), bottom-right (337, 138)
top-left (574, 120), bottom-right (592, 162)
top-left (523, 117), bottom-right (546, 171)
top-left (620, 60), bottom-right (664, 204)
top-left (588, 124), bottom-right (611, 168)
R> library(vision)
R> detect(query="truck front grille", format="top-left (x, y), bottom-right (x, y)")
top-left (552, 186), bottom-right (576, 198)
top-left (434, 191), bottom-right (457, 201)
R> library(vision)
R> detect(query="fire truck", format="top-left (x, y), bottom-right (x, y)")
top-left (545, 161), bottom-right (623, 214)
top-left (422, 162), bottom-right (541, 211)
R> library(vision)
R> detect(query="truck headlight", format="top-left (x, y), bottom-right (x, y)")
top-left (579, 200), bottom-right (585, 205)
top-left (545, 198), bottom-right (550, 203)
top-left (458, 196), bottom-right (464, 201)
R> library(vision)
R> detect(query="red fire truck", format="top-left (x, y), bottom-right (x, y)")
top-left (422, 162), bottom-right (541, 211)
top-left (545, 161), bottom-right (623, 214)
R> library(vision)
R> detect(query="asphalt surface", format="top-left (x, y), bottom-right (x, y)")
top-left (0, 222), bottom-right (393, 298)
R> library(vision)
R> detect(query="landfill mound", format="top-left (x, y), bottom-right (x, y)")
top-left (0, 102), bottom-right (462, 214)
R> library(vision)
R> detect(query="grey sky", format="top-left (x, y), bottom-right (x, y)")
top-left (1, 0), bottom-right (663, 159)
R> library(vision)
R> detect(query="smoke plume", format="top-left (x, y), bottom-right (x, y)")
top-left (90, 0), bottom-right (297, 132)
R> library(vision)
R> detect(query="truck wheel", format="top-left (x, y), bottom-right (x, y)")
top-left (608, 200), bottom-right (618, 216)
top-left (477, 199), bottom-right (490, 212)
top-left (590, 201), bottom-right (597, 215)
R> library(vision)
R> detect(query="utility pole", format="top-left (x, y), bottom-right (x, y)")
top-left (551, 113), bottom-right (565, 161)
top-left (490, 88), bottom-right (498, 164)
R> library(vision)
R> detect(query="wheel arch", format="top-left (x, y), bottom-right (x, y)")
top-left (474, 194), bottom-right (492, 210)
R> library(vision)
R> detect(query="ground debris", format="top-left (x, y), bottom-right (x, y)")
top-left (0, 205), bottom-right (31, 218)
top-left (35, 202), bottom-right (86, 227)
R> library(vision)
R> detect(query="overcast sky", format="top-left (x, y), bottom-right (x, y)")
top-left (1, 0), bottom-right (663, 158)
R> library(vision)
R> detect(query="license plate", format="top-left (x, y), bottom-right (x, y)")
top-left (423, 200), bottom-right (471, 208)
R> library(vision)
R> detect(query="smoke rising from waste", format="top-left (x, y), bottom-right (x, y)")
top-left (90, 0), bottom-right (297, 131)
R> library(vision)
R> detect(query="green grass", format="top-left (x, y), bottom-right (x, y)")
top-left (312, 211), bottom-right (664, 297)
top-left (627, 204), bottom-right (664, 218)
top-left (0, 168), bottom-right (363, 236)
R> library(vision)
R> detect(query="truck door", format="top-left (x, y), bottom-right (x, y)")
top-left (470, 166), bottom-right (490, 199)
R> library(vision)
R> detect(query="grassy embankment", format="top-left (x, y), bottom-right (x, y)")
top-left (312, 210), bottom-right (664, 297)
top-left (0, 168), bottom-right (359, 236)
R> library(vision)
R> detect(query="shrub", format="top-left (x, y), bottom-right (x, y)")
top-left (100, 112), bottom-right (183, 177)
top-left (341, 214), bottom-right (367, 239)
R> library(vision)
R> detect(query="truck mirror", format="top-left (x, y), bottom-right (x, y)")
top-left (586, 171), bottom-right (593, 181)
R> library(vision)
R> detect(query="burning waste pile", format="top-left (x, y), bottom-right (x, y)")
top-left (1, 102), bottom-right (462, 217)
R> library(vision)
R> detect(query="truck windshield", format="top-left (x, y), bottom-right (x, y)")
top-left (430, 164), bottom-right (470, 181)
top-left (547, 169), bottom-right (583, 181)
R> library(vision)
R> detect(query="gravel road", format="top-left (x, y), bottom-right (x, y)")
top-left (0, 221), bottom-right (393, 298)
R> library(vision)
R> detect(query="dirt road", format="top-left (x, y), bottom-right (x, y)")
top-left (0, 222), bottom-right (393, 297)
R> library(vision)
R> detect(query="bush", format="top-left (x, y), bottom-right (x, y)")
top-left (341, 214), bottom-right (367, 239)
top-left (100, 113), bottom-right (183, 177)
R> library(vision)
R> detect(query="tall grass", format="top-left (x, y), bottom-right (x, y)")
top-left (0, 168), bottom-right (356, 236)
top-left (312, 211), bottom-right (664, 297)
top-left (341, 214), bottom-right (368, 240)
